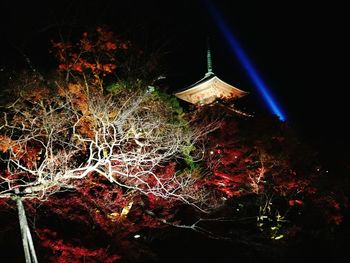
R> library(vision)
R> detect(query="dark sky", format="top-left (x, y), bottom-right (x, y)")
top-left (1, 0), bottom-right (349, 159)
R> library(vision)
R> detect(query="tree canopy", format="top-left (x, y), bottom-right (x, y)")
top-left (0, 26), bottom-right (348, 263)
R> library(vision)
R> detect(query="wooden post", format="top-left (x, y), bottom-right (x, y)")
top-left (15, 189), bottom-right (39, 263)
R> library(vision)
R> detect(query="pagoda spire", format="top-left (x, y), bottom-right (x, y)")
top-left (174, 36), bottom-right (249, 108)
top-left (205, 38), bottom-right (214, 77)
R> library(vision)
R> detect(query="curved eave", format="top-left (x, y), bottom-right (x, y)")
top-left (174, 75), bottom-right (248, 105)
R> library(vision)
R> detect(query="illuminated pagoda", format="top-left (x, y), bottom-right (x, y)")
top-left (174, 44), bottom-right (249, 107)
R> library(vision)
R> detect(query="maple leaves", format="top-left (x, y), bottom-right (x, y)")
top-left (51, 26), bottom-right (128, 85)
top-left (0, 75), bottom-right (200, 202)
top-left (189, 107), bottom-right (348, 243)
top-left (22, 167), bottom-right (182, 262)
top-left (0, 26), bottom-right (348, 262)
top-left (0, 135), bottom-right (14, 153)
top-left (37, 228), bottom-right (121, 263)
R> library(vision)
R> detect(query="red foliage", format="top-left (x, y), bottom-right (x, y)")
top-left (204, 124), bottom-right (264, 197)
top-left (51, 26), bottom-right (128, 81)
top-left (288, 199), bottom-right (303, 206)
top-left (0, 26), bottom-right (348, 260)
top-left (22, 161), bottom-right (181, 261)
top-left (37, 228), bottom-right (121, 263)
top-left (198, 112), bottom-right (347, 235)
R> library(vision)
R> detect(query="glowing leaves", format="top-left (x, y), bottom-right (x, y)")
top-left (61, 83), bottom-right (94, 139)
top-left (0, 137), bottom-right (40, 169)
top-left (105, 42), bottom-right (117, 50)
top-left (37, 228), bottom-right (121, 263)
top-left (257, 211), bottom-right (287, 241)
top-left (25, 87), bottom-right (50, 103)
top-left (331, 215), bottom-right (343, 225)
top-left (288, 199), bottom-right (303, 206)
top-left (107, 202), bottom-right (133, 222)
top-left (51, 26), bottom-right (129, 81)
top-left (102, 63), bottom-right (116, 73)
top-left (59, 83), bottom-right (89, 115)
top-left (76, 116), bottom-right (95, 139)
top-left (80, 32), bottom-right (92, 51)
top-left (208, 171), bottom-right (245, 197)
top-left (272, 234), bottom-right (284, 240)
top-left (107, 212), bottom-right (120, 222)
top-left (205, 141), bottom-right (264, 197)
top-left (0, 135), bottom-right (14, 153)
top-left (121, 202), bottom-right (133, 218)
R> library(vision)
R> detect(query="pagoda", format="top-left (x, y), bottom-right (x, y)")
top-left (174, 44), bottom-right (249, 106)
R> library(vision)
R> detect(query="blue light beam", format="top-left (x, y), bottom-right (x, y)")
top-left (204, 0), bottom-right (286, 121)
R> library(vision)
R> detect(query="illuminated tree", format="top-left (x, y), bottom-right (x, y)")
top-left (0, 26), bottom-right (196, 261)
top-left (0, 70), bottom-right (216, 261)
top-left (0, 26), bottom-right (347, 262)
top-left (191, 106), bottom-right (347, 245)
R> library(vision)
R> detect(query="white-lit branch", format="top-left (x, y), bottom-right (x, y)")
top-left (1, 88), bottom-right (209, 209)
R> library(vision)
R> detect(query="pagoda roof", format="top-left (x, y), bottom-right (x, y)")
top-left (174, 73), bottom-right (248, 105)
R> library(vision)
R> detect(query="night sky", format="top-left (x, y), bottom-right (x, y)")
top-left (1, 1), bottom-right (349, 170)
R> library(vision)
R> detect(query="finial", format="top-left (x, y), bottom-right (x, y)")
top-left (205, 37), bottom-right (214, 77)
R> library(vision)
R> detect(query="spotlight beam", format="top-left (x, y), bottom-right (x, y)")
top-left (204, 0), bottom-right (286, 121)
